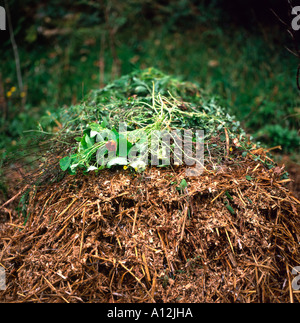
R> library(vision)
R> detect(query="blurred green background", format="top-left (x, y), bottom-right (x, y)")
top-left (0, 0), bottom-right (299, 162)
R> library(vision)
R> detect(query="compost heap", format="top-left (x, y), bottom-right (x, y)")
top-left (0, 69), bottom-right (299, 303)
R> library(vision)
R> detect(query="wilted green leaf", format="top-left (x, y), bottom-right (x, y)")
top-left (107, 157), bottom-right (128, 168)
top-left (85, 134), bottom-right (94, 148)
top-left (60, 156), bottom-right (71, 171)
top-left (176, 178), bottom-right (188, 192)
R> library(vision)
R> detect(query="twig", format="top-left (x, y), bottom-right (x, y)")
top-left (225, 228), bottom-right (235, 254)
top-left (99, 33), bottom-right (105, 88)
top-left (179, 205), bottom-right (188, 241)
top-left (132, 203), bottom-right (139, 234)
top-left (118, 261), bottom-right (155, 302)
top-left (211, 190), bottom-right (225, 203)
top-left (0, 185), bottom-right (29, 209)
top-left (286, 262), bottom-right (294, 303)
top-left (297, 64), bottom-right (300, 91)
top-left (4, 0), bottom-right (23, 95)
top-left (104, 3), bottom-right (121, 79)
top-left (0, 72), bottom-right (7, 120)
top-left (224, 127), bottom-right (230, 157)
top-left (79, 207), bottom-right (87, 258)
top-left (271, 2), bottom-right (300, 91)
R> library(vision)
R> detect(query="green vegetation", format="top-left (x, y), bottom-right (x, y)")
top-left (0, 0), bottom-right (299, 171)
top-left (56, 68), bottom-right (251, 174)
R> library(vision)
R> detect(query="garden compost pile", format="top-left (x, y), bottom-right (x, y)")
top-left (0, 69), bottom-right (299, 303)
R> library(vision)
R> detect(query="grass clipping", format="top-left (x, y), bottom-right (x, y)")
top-left (0, 69), bottom-right (300, 303)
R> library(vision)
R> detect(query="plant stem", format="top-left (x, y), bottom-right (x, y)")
top-left (4, 0), bottom-right (23, 95)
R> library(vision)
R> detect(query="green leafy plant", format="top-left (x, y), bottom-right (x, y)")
top-left (176, 178), bottom-right (188, 194)
top-left (59, 122), bottom-right (133, 174)
top-left (55, 69), bottom-right (271, 176)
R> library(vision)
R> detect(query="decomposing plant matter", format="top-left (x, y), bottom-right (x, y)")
top-left (0, 69), bottom-right (299, 303)
top-left (0, 161), bottom-right (299, 303)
